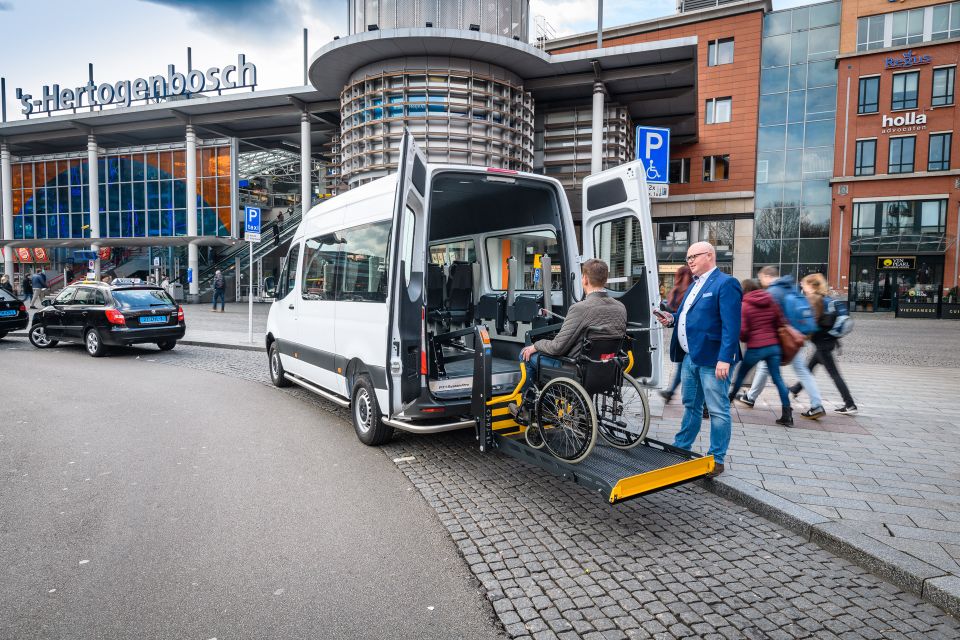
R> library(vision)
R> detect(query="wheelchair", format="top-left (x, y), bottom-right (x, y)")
top-left (515, 328), bottom-right (650, 464)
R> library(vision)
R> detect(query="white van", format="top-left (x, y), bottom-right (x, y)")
top-left (265, 134), bottom-right (663, 446)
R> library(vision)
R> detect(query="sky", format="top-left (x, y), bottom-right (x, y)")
top-left (0, 0), bottom-right (821, 123)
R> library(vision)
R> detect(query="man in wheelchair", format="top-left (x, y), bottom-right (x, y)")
top-left (512, 258), bottom-right (627, 409)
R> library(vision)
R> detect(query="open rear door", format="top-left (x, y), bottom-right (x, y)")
top-left (581, 160), bottom-right (662, 387)
top-left (387, 132), bottom-right (429, 416)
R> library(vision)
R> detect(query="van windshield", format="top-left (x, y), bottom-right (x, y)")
top-left (485, 230), bottom-right (562, 291)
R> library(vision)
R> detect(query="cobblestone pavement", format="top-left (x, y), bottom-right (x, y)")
top-left (4, 335), bottom-right (956, 637)
top-left (654, 316), bottom-right (960, 596)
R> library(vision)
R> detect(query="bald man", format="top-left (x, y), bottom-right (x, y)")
top-left (655, 242), bottom-right (742, 477)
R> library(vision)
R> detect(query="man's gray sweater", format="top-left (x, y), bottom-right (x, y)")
top-left (534, 291), bottom-right (627, 358)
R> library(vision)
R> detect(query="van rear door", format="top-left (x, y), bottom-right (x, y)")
top-left (581, 160), bottom-right (662, 387)
top-left (387, 132), bottom-right (429, 415)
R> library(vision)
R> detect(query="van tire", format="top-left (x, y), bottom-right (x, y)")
top-left (269, 342), bottom-right (291, 387)
top-left (351, 375), bottom-right (393, 446)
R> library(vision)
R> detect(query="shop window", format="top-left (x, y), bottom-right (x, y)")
top-left (928, 133), bottom-right (952, 171)
top-left (932, 67), bottom-right (955, 106)
top-left (669, 158), bottom-right (690, 184)
top-left (888, 136), bottom-right (915, 174)
top-left (854, 139), bottom-right (876, 176)
top-left (703, 155), bottom-right (730, 182)
top-left (857, 76), bottom-right (879, 114)
top-left (701, 220), bottom-right (735, 263)
top-left (891, 72), bottom-right (919, 110)
top-left (656, 222), bottom-right (689, 263)
top-left (705, 97), bottom-right (732, 124)
top-left (708, 38), bottom-right (734, 66)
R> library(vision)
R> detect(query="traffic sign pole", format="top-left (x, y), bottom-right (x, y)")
top-left (249, 241), bottom-right (254, 343)
top-left (244, 205), bottom-right (262, 344)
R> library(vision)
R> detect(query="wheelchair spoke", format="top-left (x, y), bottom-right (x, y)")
top-left (596, 375), bottom-right (649, 449)
top-left (537, 378), bottom-right (596, 463)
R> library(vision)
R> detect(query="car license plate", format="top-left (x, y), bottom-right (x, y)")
top-left (0, 309), bottom-right (16, 317)
top-left (140, 315), bottom-right (168, 324)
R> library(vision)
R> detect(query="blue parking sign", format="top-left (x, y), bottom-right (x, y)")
top-left (635, 126), bottom-right (670, 184)
top-left (244, 206), bottom-right (262, 235)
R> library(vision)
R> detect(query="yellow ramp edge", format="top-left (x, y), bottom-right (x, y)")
top-left (609, 455), bottom-right (715, 503)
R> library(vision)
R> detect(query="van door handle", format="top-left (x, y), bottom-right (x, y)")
top-left (288, 304), bottom-right (295, 309)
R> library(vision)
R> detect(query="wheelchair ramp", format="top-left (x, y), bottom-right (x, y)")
top-left (494, 436), bottom-right (715, 504)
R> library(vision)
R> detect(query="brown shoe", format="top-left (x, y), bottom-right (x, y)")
top-left (707, 463), bottom-right (725, 478)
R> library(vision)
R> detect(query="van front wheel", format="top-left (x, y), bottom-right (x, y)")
top-left (352, 375), bottom-right (394, 446)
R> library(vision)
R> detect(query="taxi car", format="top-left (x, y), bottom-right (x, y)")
top-left (0, 288), bottom-right (29, 339)
top-left (29, 278), bottom-right (185, 357)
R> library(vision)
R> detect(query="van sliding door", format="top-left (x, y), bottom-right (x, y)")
top-left (387, 132), bottom-right (429, 416)
top-left (581, 160), bottom-right (662, 387)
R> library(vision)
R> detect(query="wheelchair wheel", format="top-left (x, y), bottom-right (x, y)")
top-left (524, 423), bottom-right (546, 449)
top-left (536, 377), bottom-right (597, 464)
top-left (595, 374), bottom-right (650, 449)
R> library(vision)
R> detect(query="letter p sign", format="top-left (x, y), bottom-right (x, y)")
top-left (635, 125), bottom-right (670, 184)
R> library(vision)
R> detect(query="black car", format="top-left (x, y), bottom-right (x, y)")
top-left (0, 289), bottom-right (29, 338)
top-left (29, 279), bottom-right (186, 357)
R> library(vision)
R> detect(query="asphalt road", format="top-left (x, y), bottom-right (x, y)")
top-left (0, 338), bottom-right (502, 640)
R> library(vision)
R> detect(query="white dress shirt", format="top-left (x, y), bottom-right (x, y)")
top-left (677, 266), bottom-right (716, 353)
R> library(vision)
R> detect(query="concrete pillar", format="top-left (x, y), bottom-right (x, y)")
top-left (301, 112), bottom-right (312, 211)
top-left (87, 135), bottom-right (101, 279)
top-left (590, 82), bottom-right (605, 175)
top-left (732, 218), bottom-right (755, 281)
top-left (1, 143), bottom-right (13, 278)
top-left (186, 125), bottom-right (199, 296)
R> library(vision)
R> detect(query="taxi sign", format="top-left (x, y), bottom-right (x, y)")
top-left (245, 206), bottom-right (262, 243)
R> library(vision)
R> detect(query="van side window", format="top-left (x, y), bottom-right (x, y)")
top-left (338, 221), bottom-right (391, 303)
top-left (593, 217), bottom-right (645, 292)
top-left (401, 206), bottom-right (416, 286)
top-left (301, 234), bottom-right (343, 300)
top-left (279, 244), bottom-right (300, 299)
top-left (485, 230), bottom-right (561, 291)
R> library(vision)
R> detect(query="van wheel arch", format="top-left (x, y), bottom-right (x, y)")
top-left (344, 358), bottom-right (369, 398)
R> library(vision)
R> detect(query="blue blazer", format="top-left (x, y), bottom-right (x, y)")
top-left (669, 269), bottom-right (742, 367)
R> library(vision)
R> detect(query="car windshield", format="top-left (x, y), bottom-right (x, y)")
top-left (112, 289), bottom-right (175, 310)
top-left (0, 289), bottom-right (17, 301)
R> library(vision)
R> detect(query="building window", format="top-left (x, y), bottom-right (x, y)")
top-left (708, 38), bottom-right (734, 66)
top-left (891, 8), bottom-right (925, 46)
top-left (656, 222), bottom-right (689, 263)
top-left (703, 155), bottom-right (730, 181)
top-left (932, 67), bottom-right (955, 106)
top-left (705, 97), bottom-right (732, 124)
top-left (669, 158), bottom-right (690, 184)
top-left (891, 72), bottom-right (919, 110)
top-left (856, 15), bottom-right (885, 51)
top-left (857, 76), bottom-right (880, 114)
top-left (858, 3), bottom-right (960, 49)
top-left (854, 139), bottom-right (876, 176)
top-left (933, 3), bottom-right (960, 41)
top-left (701, 220), bottom-right (735, 263)
top-left (888, 136), bottom-right (916, 174)
top-left (928, 132), bottom-right (952, 171)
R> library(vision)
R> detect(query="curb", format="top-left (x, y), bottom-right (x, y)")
top-left (704, 476), bottom-right (960, 619)
top-left (6, 331), bottom-right (267, 353)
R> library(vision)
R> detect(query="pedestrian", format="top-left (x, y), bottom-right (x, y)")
top-left (65, 266), bottom-right (75, 285)
top-left (655, 242), bottom-right (742, 477)
top-left (0, 274), bottom-right (14, 296)
top-left (658, 265), bottom-right (693, 404)
top-left (728, 279), bottom-right (793, 427)
top-left (22, 272), bottom-right (33, 305)
top-left (212, 269), bottom-right (226, 312)
top-left (31, 269), bottom-right (46, 309)
top-left (794, 273), bottom-right (858, 415)
top-left (277, 209), bottom-right (285, 231)
top-left (160, 273), bottom-right (171, 293)
top-left (734, 265), bottom-right (826, 419)
top-left (273, 219), bottom-right (281, 246)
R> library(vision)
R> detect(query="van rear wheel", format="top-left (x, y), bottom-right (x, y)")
top-left (351, 375), bottom-right (393, 446)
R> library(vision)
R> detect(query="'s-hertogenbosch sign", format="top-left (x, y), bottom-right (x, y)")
top-left (884, 50), bottom-right (932, 70)
top-left (16, 54), bottom-right (257, 117)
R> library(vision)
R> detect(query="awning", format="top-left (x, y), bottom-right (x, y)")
top-left (849, 233), bottom-right (952, 255)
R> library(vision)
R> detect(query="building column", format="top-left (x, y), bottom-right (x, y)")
top-left (186, 124), bottom-right (199, 297)
top-left (732, 218), bottom-right (754, 281)
top-left (87, 135), bottom-right (101, 279)
top-left (301, 112), bottom-right (312, 211)
top-left (590, 81), bottom-right (605, 175)
top-left (1, 143), bottom-right (13, 278)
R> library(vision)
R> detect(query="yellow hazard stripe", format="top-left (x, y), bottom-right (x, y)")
top-left (608, 455), bottom-right (715, 503)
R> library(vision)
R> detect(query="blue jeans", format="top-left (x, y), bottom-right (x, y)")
top-left (730, 345), bottom-right (789, 408)
top-left (212, 289), bottom-right (225, 311)
top-left (673, 356), bottom-right (733, 465)
top-left (748, 343), bottom-right (821, 408)
top-left (666, 358), bottom-right (683, 395)
top-left (519, 352), bottom-right (564, 395)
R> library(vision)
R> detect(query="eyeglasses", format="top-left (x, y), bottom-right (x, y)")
top-left (685, 252), bottom-right (709, 263)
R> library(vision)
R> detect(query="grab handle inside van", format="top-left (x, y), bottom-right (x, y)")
top-left (540, 254), bottom-right (552, 315)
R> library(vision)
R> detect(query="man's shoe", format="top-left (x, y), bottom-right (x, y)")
top-left (835, 404), bottom-right (858, 416)
top-left (734, 392), bottom-right (755, 408)
top-left (801, 406), bottom-right (826, 420)
top-left (707, 463), bottom-right (725, 478)
top-left (508, 402), bottom-right (520, 418)
top-left (658, 390), bottom-right (673, 404)
top-left (702, 406), bottom-right (709, 420)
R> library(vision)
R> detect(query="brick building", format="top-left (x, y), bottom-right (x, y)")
top-left (832, 0), bottom-right (960, 318)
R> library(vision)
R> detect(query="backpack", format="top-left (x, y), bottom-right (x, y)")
top-left (781, 287), bottom-right (817, 334)
top-left (824, 296), bottom-right (853, 338)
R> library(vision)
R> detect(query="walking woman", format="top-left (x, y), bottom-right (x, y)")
top-left (658, 266), bottom-right (693, 404)
top-left (0, 274), bottom-right (13, 296)
top-left (728, 279), bottom-right (793, 427)
top-left (793, 273), bottom-right (857, 415)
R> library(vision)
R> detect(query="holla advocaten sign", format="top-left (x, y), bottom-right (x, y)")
top-left (16, 54), bottom-right (257, 117)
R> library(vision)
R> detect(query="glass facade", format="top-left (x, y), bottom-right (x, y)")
top-left (754, 1), bottom-right (839, 278)
top-left (11, 144), bottom-right (232, 240)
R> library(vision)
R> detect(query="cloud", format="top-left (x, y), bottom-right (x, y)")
top-left (0, 2), bottom-right (13, 10)
top-left (529, 0), bottom-right (674, 38)
top-left (140, 0), bottom-right (344, 36)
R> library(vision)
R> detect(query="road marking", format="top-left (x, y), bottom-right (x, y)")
top-left (393, 456), bottom-right (416, 463)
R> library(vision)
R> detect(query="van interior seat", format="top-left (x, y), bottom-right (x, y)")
top-left (427, 263), bottom-right (446, 323)
top-left (477, 293), bottom-right (506, 333)
top-left (445, 261), bottom-right (474, 324)
top-left (508, 293), bottom-right (543, 324)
